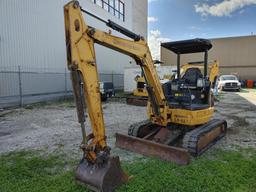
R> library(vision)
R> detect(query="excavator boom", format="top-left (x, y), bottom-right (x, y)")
top-left (64, 1), bottom-right (172, 191)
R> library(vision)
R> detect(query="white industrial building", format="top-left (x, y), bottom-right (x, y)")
top-left (0, 0), bottom-right (148, 108)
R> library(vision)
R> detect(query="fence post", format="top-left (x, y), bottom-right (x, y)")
top-left (64, 68), bottom-right (67, 98)
top-left (18, 65), bottom-right (23, 107)
top-left (111, 71), bottom-right (114, 84)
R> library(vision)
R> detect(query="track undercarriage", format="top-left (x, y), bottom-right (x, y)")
top-left (126, 96), bottom-right (148, 106)
top-left (116, 119), bottom-right (227, 165)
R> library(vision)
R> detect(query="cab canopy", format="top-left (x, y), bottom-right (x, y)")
top-left (161, 38), bottom-right (212, 54)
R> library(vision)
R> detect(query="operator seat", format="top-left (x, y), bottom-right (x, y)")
top-left (162, 67), bottom-right (210, 110)
top-left (181, 68), bottom-right (203, 87)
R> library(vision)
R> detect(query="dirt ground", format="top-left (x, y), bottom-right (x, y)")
top-left (0, 90), bottom-right (255, 161)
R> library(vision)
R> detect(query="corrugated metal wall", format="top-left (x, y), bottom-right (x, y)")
top-left (161, 36), bottom-right (256, 80)
top-left (0, 0), bottom-right (146, 108)
top-left (0, 0), bottom-right (67, 71)
top-left (132, 0), bottom-right (148, 39)
top-left (0, 0), bottom-right (140, 72)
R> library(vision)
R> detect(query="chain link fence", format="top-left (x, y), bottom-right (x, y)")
top-left (0, 66), bottom-right (124, 109)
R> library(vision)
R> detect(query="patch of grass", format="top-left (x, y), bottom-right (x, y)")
top-left (120, 149), bottom-right (256, 192)
top-left (240, 89), bottom-right (250, 93)
top-left (1, 149), bottom-right (256, 192)
top-left (24, 101), bottom-right (49, 109)
top-left (240, 88), bottom-right (256, 93)
top-left (24, 97), bottom-right (75, 110)
top-left (215, 92), bottom-right (225, 100)
top-left (114, 90), bottom-right (131, 98)
top-left (0, 150), bottom-right (87, 192)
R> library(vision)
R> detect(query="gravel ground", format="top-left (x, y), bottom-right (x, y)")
top-left (0, 90), bottom-right (255, 161)
top-left (214, 90), bottom-right (256, 150)
top-left (0, 100), bottom-right (146, 161)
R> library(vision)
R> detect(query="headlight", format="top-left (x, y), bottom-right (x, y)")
top-left (221, 82), bottom-right (226, 86)
top-left (238, 82), bottom-right (241, 86)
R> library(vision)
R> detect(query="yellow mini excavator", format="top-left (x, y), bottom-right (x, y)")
top-left (126, 75), bottom-right (148, 106)
top-left (64, 1), bottom-right (227, 191)
top-left (126, 60), bottom-right (164, 106)
top-left (133, 76), bottom-right (148, 97)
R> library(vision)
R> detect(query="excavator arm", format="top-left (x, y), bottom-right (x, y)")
top-left (208, 61), bottom-right (219, 88)
top-left (87, 26), bottom-right (167, 119)
top-left (65, 0), bottom-right (168, 161)
top-left (64, 1), bottom-right (170, 191)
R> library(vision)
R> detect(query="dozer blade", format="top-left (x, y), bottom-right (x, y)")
top-left (75, 156), bottom-right (129, 192)
top-left (116, 133), bottom-right (190, 165)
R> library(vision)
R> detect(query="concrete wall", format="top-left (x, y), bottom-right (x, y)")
top-left (161, 36), bottom-right (256, 80)
top-left (132, 0), bottom-right (148, 39)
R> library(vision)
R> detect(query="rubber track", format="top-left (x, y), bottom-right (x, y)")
top-left (182, 119), bottom-right (227, 156)
top-left (126, 97), bottom-right (148, 106)
top-left (128, 120), bottom-right (152, 137)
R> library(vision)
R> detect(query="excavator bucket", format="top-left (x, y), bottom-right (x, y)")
top-left (75, 156), bottom-right (129, 192)
top-left (116, 133), bottom-right (190, 165)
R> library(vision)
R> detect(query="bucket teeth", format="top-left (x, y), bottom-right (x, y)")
top-left (75, 156), bottom-right (128, 192)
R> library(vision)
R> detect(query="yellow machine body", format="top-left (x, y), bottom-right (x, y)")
top-left (148, 61), bottom-right (220, 127)
top-left (148, 105), bottom-right (214, 127)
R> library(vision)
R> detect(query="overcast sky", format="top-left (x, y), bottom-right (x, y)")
top-left (148, 0), bottom-right (256, 59)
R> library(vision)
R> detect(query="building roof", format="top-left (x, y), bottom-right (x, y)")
top-left (161, 38), bottom-right (212, 54)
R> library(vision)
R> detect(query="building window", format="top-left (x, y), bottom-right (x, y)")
top-left (91, 0), bottom-right (125, 21)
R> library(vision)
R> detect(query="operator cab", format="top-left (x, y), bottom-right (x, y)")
top-left (161, 38), bottom-right (213, 110)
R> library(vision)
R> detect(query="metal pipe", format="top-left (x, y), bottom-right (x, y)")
top-left (106, 20), bottom-right (141, 41)
top-left (81, 8), bottom-right (108, 24)
top-left (204, 51), bottom-right (208, 78)
top-left (177, 54), bottom-right (181, 80)
top-left (18, 66), bottom-right (23, 107)
top-left (80, 8), bottom-right (141, 41)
